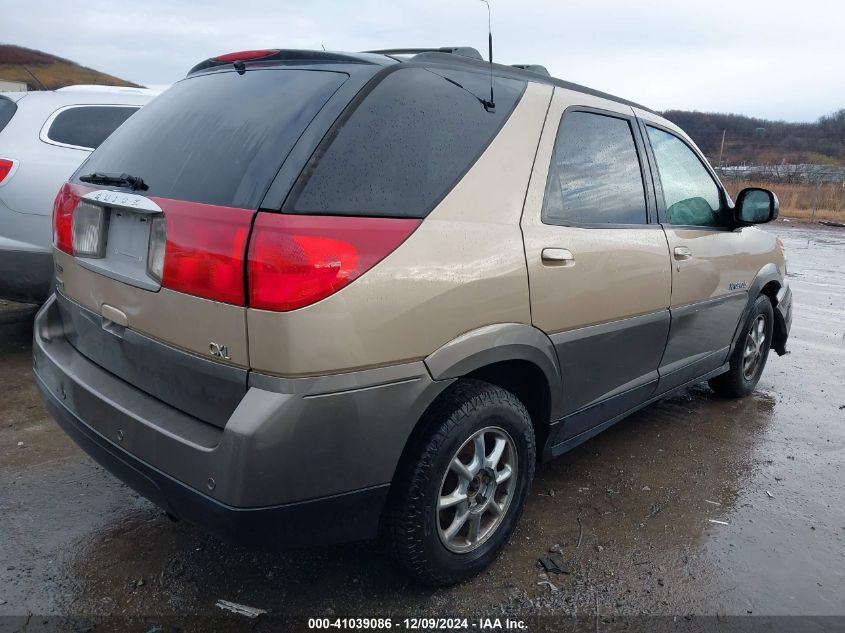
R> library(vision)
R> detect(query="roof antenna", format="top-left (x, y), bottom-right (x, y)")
top-left (478, 0), bottom-right (495, 111)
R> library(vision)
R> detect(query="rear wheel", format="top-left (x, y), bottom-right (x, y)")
top-left (384, 380), bottom-right (535, 586)
top-left (709, 294), bottom-right (774, 397)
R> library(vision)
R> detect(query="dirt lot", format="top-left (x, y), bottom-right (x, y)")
top-left (0, 222), bottom-right (843, 630)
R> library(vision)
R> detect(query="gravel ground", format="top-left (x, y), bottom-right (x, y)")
top-left (0, 222), bottom-right (843, 631)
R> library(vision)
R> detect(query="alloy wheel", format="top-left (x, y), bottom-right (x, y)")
top-left (436, 426), bottom-right (518, 554)
top-left (742, 314), bottom-right (768, 380)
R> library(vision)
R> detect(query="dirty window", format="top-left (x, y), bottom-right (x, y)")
top-left (543, 111), bottom-right (647, 225)
top-left (287, 67), bottom-right (525, 218)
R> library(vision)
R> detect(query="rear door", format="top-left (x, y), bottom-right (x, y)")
top-left (521, 89), bottom-right (672, 441)
top-left (635, 110), bottom-right (748, 390)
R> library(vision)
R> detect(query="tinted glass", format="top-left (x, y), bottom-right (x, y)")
top-left (0, 97), bottom-right (18, 134)
top-left (47, 106), bottom-right (138, 149)
top-left (646, 126), bottom-right (723, 227)
top-left (77, 69), bottom-right (347, 209)
top-left (542, 111), bottom-right (646, 225)
top-left (288, 67), bottom-right (525, 218)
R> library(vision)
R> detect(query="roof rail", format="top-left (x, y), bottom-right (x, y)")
top-left (364, 47), bottom-right (484, 61)
top-left (510, 64), bottom-right (550, 77)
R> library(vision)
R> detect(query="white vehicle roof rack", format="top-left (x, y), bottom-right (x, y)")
top-left (56, 85), bottom-right (160, 96)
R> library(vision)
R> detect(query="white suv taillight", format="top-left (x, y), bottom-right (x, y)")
top-left (72, 201), bottom-right (109, 258)
top-left (0, 158), bottom-right (15, 184)
top-left (147, 215), bottom-right (167, 282)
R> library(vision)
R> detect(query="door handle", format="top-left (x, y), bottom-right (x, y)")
top-left (541, 248), bottom-right (575, 265)
top-left (673, 246), bottom-right (693, 260)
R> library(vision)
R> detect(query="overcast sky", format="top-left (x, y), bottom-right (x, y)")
top-left (2, 0), bottom-right (842, 121)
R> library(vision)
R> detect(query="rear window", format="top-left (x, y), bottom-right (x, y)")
top-left (0, 96), bottom-right (17, 134)
top-left (76, 69), bottom-right (348, 209)
top-left (286, 67), bottom-right (525, 218)
top-left (46, 106), bottom-right (138, 150)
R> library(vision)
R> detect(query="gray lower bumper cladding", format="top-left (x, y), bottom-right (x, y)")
top-left (32, 295), bottom-right (449, 546)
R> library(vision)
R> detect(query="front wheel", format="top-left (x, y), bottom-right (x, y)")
top-left (384, 380), bottom-right (535, 586)
top-left (709, 294), bottom-right (774, 397)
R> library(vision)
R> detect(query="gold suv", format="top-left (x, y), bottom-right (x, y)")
top-left (33, 47), bottom-right (792, 585)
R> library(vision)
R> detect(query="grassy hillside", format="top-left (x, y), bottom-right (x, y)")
top-left (0, 44), bottom-right (142, 90)
top-left (662, 109), bottom-right (845, 167)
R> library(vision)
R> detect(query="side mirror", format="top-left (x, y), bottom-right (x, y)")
top-left (735, 187), bottom-right (779, 225)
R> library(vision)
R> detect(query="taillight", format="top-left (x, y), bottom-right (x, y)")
top-left (156, 199), bottom-right (253, 305)
top-left (50, 185), bottom-right (419, 311)
top-left (247, 214), bottom-right (420, 312)
top-left (72, 201), bottom-right (109, 257)
top-left (52, 182), bottom-right (87, 255)
top-left (0, 159), bottom-right (14, 184)
top-left (146, 215), bottom-right (166, 282)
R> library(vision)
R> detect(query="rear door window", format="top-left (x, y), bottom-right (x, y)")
top-left (286, 67), bottom-right (525, 218)
top-left (0, 96), bottom-right (17, 134)
top-left (45, 106), bottom-right (139, 150)
top-left (542, 111), bottom-right (647, 225)
top-left (76, 69), bottom-right (349, 209)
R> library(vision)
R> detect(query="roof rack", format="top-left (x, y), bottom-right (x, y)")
top-left (510, 64), bottom-right (550, 77)
top-left (364, 47), bottom-right (484, 61)
top-left (56, 85), bottom-right (159, 95)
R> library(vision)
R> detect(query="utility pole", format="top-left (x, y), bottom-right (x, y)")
top-left (717, 130), bottom-right (726, 175)
top-left (811, 178), bottom-right (822, 223)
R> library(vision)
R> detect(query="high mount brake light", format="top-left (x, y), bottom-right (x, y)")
top-left (247, 214), bottom-right (421, 312)
top-left (212, 49), bottom-right (281, 63)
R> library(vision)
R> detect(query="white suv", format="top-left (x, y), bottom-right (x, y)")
top-left (0, 85), bottom-right (157, 302)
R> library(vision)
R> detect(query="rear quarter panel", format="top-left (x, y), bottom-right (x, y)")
top-left (247, 82), bottom-right (554, 376)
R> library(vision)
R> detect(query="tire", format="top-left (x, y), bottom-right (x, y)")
top-left (708, 294), bottom-right (774, 398)
top-left (384, 379), bottom-right (536, 586)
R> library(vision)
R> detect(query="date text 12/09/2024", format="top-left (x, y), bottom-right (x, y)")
top-left (307, 618), bottom-right (528, 630)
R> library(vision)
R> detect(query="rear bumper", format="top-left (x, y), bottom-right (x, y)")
top-left (38, 382), bottom-right (389, 546)
top-left (0, 248), bottom-right (52, 302)
top-left (773, 282), bottom-right (792, 356)
top-left (33, 295), bottom-right (449, 546)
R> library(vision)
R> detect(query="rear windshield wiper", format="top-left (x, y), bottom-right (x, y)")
top-left (79, 172), bottom-right (148, 191)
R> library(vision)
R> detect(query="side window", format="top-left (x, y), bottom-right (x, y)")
top-left (646, 126), bottom-right (724, 227)
top-left (46, 106), bottom-right (139, 150)
top-left (0, 96), bottom-right (17, 134)
top-left (542, 111), bottom-right (646, 225)
top-left (287, 68), bottom-right (525, 218)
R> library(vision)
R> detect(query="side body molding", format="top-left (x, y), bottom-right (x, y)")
top-left (424, 323), bottom-right (564, 420)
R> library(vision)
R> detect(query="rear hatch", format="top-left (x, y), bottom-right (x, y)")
top-left (53, 65), bottom-right (352, 427)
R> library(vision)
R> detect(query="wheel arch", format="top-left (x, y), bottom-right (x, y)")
top-left (423, 323), bottom-right (563, 443)
top-left (729, 263), bottom-right (784, 356)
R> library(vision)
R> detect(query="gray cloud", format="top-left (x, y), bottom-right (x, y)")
top-left (2, 0), bottom-right (841, 121)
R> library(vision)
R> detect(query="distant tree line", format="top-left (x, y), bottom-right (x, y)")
top-left (662, 108), bottom-right (845, 166)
